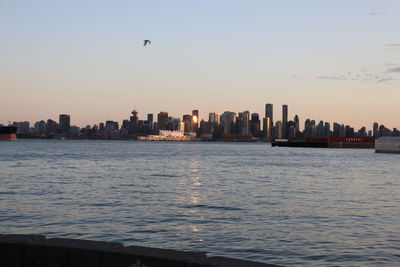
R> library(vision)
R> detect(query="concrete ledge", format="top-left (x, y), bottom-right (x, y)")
top-left (0, 234), bottom-right (282, 267)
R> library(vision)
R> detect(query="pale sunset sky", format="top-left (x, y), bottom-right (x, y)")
top-left (1, 0), bottom-right (399, 130)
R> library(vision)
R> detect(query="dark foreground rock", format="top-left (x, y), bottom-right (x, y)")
top-left (0, 234), bottom-right (282, 267)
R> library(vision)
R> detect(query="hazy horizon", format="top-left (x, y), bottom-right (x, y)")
top-left (1, 1), bottom-right (399, 129)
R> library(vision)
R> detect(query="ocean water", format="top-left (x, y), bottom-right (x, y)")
top-left (1, 140), bottom-right (400, 266)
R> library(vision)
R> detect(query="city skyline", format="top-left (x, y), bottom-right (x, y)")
top-left (1, 1), bottom-right (400, 128)
top-left (2, 102), bottom-right (399, 131)
top-left (9, 103), bottom-right (399, 139)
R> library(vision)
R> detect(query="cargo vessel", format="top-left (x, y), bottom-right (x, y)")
top-left (375, 136), bottom-right (400, 154)
top-left (0, 126), bottom-right (17, 141)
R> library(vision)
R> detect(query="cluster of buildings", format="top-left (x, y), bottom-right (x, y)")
top-left (9, 104), bottom-right (400, 141)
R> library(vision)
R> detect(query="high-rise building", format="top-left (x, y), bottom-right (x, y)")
top-left (251, 113), bottom-right (260, 137)
top-left (221, 111), bottom-right (236, 134)
top-left (59, 114), bottom-right (71, 134)
top-left (157, 111), bottom-right (168, 130)
top-left (147, 114), bottom-right (153, 129)
top-left (238, 111), bottom-right (250, 135)
top-left (265, 104), bottom-right (273, 123)
top-left (209, 113), bottom-right (220, 124)
top-left (316, 120), bottom-right (324, 136)
top-left (166, 117), bottom-right (180, 131)
top-left (265, 103), bottom-right (273, 138)
top-left (105, 121), bottom-right (115, 134)
top-left (323, 122), bottom-right (331, 136)
top-left (373, 122), bottom-right (379, 137)
top-left (34, 120), bottom-right (46, 134)
top-left (182, 114), bottom-right (192, 132)
top-left (282, 105), bottom-right (288, 138)
top-left (46, 119), bottom-right (57, 134)
top-left (275, 121), bottom-right (283, 139)
top-left (122, 120), bottom-right (130, 129)
top-left (294, 115), bottom-right (300, 133)
top-left (130, 110), bottom-right (139, 127)
top-left (304, 119), bottom-right (316, 137)
top-left (192, 110), bottom-right (199, 132)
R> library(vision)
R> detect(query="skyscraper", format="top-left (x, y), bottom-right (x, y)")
top-left (192, 110), bottom-right (199, 132)
top-left (147, 114), bottom-right (153, 129)
top-left (373, 122), bottom-right (379, 137)
top-left (238, 111), bottom-right (250, 135)
top-left (221, 111), bottom-right (236, 134)
top-left (46, 119), bottom-right (57, 134)
top-left (209, 113), bottom-right (220, 124)
top-left (157, 112), bottom-right (168, 130)
top-left (59, 114), bottom-right (70, 134)
top-left (130, 110), bottom-right (139, 126)
top-left (182, 114), bottom-right (192, 132)
top-left (265, 104), bottom-right (273, 138)
top-left (282, 105), bottom-right (288, 138)
top-left (251, 113), bottom-right (260, 137)
top-left (294, 115), bottom-right (299, 133)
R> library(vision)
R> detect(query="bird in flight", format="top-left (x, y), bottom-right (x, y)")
top-left (144, 40), bottom-right (151, 46)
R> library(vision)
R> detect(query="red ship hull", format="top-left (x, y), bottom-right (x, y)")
top-left (0, 126), bottom-right (18, 141)
top-left (0, 133), bottom-right (17, 141)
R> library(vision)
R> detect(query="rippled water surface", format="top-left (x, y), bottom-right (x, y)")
top-left (1, 140), bottom-right (400, 266)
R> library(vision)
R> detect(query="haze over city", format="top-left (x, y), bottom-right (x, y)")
top-left (1, 0), bottom-right (399, 128)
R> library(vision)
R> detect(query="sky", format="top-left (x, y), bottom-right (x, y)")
top-left (1, 0), bottom-right (399, 130)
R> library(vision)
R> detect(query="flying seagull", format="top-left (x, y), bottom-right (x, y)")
top-left (144, 40), bottom-right (151, 46)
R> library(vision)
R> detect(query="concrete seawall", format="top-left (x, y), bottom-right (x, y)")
top-left (0, 234), bottom-right (282, 267)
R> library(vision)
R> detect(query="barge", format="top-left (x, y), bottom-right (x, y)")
top-left (375, 136), bottom-right (400, 154)
top-left (272, 137), bottom-right (375, 149)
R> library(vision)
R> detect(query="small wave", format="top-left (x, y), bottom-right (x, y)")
top-left (151, 174), bottom-right (180, 178)
top-left (181, 204), bottom-right (243, 211)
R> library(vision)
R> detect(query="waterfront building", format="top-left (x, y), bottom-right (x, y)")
top-left (192, 110), bottom-right (199, 132)
top-left (373, 122), bottom-right (379, 137)
top-left (379, 124), bottom-right (391, 137)
top-left (251, 113), bottom-right (260, 137)
top-left (182, 114), bottom-right (192, 133)
top-left (323, 122), bottom-right (331, 137)
top-left (59, 114), bottom-right (70, 134)
top-left (288, 125), bottom-right (296, 139)
top-left (275, 121), bottom-right (283, 139)
top-left (46, 119), bottom-right (57, 134)
top-left (304, 119), bottom-right (316, 137)
top-left (157, 111), bottom-right (168, 130)
top-left (221, 111), bottom-right (236, 134)
top-left (113, 122), bottom-right (119, 130)
top-left (345, 125), bottom-right (354, 137)
top-left (238, 111), bottom-right (250, 135)
top-left (358, 127), bottom-right (367, 137)
top-left (129, 110), bottom-right (139, 133)
top-left (34, 120), bottom-right (46, 134)
top-left (147, 114), bottom-right (153, 130)
top-left (167, 117), bottom-right (181, 131)
top-left (122, 120), bottom-right (130, 129)
top-left (294, 115), bottom-right (300, 133)
top-left (339, 124), bottom-right (345, 137)
top-left (70, 125), bottom-right (80, 136)
top-left (209, 113), bottom-right (220, 124)
top-left (105, 121), bottom-right (115, 132)
top-left (199, 120), bottom-right (212, 134)
top-left (333, 123), bottom-right (340, 136)
top-left (316, 120), bottom-right (324, 137)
